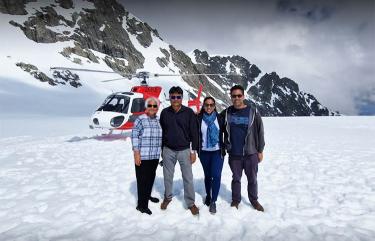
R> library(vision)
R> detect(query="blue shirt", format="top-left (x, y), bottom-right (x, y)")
top-left (229, 106), bottom-right (250, 156)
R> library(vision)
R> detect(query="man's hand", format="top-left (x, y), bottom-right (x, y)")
top-left (190, 152), bottom-right (197, 164)
top-left (134, 151), bottom-right (141, 166)
top-left (258, 152), bottom-right (264, 163)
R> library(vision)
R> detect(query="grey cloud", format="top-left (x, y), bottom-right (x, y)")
top-left (121, 0), bottom-right (375, 114)
top-left (276, 0), bottom-right (335, 22)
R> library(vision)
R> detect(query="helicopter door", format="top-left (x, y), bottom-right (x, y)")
top-left (125, 98), bottom-right (146, 123)
top-left (131, 98), bottom-right (146, 113)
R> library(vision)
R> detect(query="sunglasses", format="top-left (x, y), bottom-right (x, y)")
top-left (170, 95), bottom-right (182, 100)
top-left (204, 103), bottom-right (215, 107)
top-left (147, 104), bottom-right (158, 108)
top-left (231, 94), bottom-right (243, 99)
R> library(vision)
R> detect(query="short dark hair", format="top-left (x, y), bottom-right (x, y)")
top-left (169, 86), bottom-right (183, 95)
top-left (230, 85), bottom-right (245, 95)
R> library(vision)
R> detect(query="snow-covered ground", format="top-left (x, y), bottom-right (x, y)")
top-left (0, 116), bottom-right (374, 241)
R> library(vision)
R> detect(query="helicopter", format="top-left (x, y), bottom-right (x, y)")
top-left (50, 67), bottom-right (240, 131)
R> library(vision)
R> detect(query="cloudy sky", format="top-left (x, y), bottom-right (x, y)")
top-left (121, 0), bottom-right (375, 115)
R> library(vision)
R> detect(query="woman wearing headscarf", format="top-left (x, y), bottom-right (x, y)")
top-left (131, 97), bottom-right (162, 215)
top-left (197, 96), bottom-right (226, 214)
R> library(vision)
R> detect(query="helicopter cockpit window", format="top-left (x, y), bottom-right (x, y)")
top-left (97, 95), bottom-right (130, 113)
top-left (131, 98), bottom-right (145, 113)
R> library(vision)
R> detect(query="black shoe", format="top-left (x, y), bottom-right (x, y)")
top-left (150, 196), bottom-right (159, 203)
top-left (136, 206), bottom-right (152, 215)
top-left (204, 196), bottom-right (211, 206)
top-left (209, 202), bottom-right (216, 214)
top-left (231, 201), bottom-right (239, 209)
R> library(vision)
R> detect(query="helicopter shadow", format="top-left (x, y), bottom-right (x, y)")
top-left (129, 176), bottom-right (233, 208)
top-left (66, 132), bottom-right (131, 142)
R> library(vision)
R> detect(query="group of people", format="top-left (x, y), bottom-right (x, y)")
top-left (131, 85), bottom-right (265, 216)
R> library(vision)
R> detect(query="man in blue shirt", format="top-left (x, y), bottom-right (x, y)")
top-left (221, 85), bottom-right (265, 212)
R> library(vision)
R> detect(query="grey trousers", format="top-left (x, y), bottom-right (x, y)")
top-left (162, 147), bottom-right (195, 207)
top-left (229, 154), bottom-right (259, 202)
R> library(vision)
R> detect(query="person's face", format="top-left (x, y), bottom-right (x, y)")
top-left (203, 99), bottom-right (215, 114)
top-left (169, 92), bottom-right (183, 108)
top-left (231, 89), bottom-right (245, 107)
top-left (146, 100), bottom-right (158, 116)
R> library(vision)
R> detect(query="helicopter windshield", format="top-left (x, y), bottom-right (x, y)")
top-left (97, 95), bottom-right (130, 113)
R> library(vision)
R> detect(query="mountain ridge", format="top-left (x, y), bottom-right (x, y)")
top-left (0, 0), bottom-right (338, 116)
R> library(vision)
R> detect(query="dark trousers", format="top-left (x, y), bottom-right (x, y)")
top-left (135, 159), bottom-right (159, 209)
top-left (229, 153), bottom-right (259, 202)
top-left (200, 150), bottom-right (224, 202)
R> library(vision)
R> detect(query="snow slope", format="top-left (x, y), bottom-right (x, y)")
top-left (0, 116), bottom-right (374, 240)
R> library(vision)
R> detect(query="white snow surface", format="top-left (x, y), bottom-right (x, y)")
top-left (0, 116), bottom-right (374, 240)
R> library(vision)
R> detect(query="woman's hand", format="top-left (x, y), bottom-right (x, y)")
top-left (134, 151), bottom-right (141, 166)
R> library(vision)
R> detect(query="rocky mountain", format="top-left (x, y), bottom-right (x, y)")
top-left (190, 50), bottom-right (337, 116)
top-left (0, 0), bottom-right (338, 116)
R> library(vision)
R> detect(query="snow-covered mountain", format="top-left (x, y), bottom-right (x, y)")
top-left (0, 0), bottom-right (338, 116)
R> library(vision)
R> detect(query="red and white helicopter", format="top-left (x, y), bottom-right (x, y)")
top-left (51, 67), bottom-right (239, 131)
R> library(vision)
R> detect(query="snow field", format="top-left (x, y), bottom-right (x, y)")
top-left (0, 116), bottom-right (374, 240)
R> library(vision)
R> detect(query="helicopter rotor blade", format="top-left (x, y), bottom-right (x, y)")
top-left (50, 67), bottom-right (120, 74)
top-left (154, 73), bottom-right (241, 77)
top-left (182, 73), bottom-right (241, 76)
top-left (101, 77), bottom-right (130, 83)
